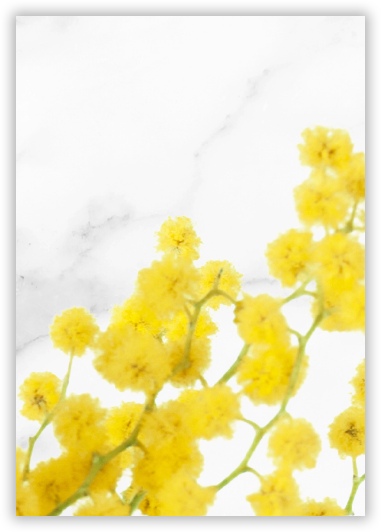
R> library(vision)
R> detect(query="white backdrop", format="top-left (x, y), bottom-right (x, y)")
top-left (16, 15), bottom-right (365, 517)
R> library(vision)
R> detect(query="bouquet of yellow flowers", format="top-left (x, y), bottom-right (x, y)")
top-left (16, 126), bottom-right (365, 516)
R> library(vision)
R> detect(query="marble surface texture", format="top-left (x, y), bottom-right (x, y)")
top-left (16, 16), bottom-right (365, 516)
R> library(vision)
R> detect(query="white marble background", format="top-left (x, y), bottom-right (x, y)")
top-left (16, 16), bottom-right (365, 516)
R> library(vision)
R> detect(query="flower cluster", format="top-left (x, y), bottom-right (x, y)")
top-left (328, 360), bottom-right (365, 459)
top-left (16, 126), bottom-right (364, 516)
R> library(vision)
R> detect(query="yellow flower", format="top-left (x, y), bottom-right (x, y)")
top-left (179, 384), bottom-right (241, 440)
top-left (237, 343), bottom-right (308, 406)
top-left (53, 394), bottom-right (107, 454)
top-left (133, 435), bottom-right (203, 493)
top-left (93, 325), bottom-right (171, 394)
top-left (74, 493), bottom-right (130, 516)
top-left (50, 307), bottom-right (99, 356)
top-left (29, 451), bottom-right (124, 515)
top-left (234, 293), bottom-right (289, 348)
top-left (351, 359), bottom-right (365, 408)
top-left (28, 453), bottom-right (86, 515)
top-left (199, 260), bottom-right (242, 309)
top-left (135, 255), bottom-right (201, 319)
top-left (164, 308), bottom-right (217, 341)
top-left (105, 402), bottom-right (144, 469)
top-left (298, 126), bottom-right (353, 170)
top-left (138, 400), bottom-right (192, 450)
top-left (297, 498), bottom-right (347, 516)
top-left (268, 416), bottom-right (321, 470)
top-left (247, 468), bottom-right (301, 516)
top-left (109, 295), bottom-right (162, 336)
top-left (316, 282), bottom-right (365, 332)
top-left (155, 216), bottom-right (202, 260)
top-left (16, 483), bottom-right (40, 516)
top-left (328, 406), bottom-right (365, 458)
top-left (138, 491), bottom-right (162, 516)
top-left (106, 402), bottom-right (143, 446)
top-left (312, 233), bottom-right (365, 293)
top-left (166, 337), bottom-right (212, 388)
top-left (266, 229), bottom-right (313, 287)
top-left (18, 372), bottom-right (61, 422)
top-left (339, 152), bottom-right (365, 201)
top-left (150, 469), bottom-right (216, 516)
top-left (294, 169), bottom-right (351, 229)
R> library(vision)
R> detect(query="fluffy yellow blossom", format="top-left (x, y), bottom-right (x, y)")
top-left (298, 126), bottom-right (353, 170)
top-left (93, 325), bottom-right (171, 394)
top-left (268, 416), bottom-right (321, 470)
top-left (340, 152), bottom-right (365, 201)
top-left (29, 450), bottom-right (124, 515)
top-left (138, 491), bottom-right (162, 516)
top-left (312, 233), bottom-right (365, 293)
top-left (351, 359), bottom-right (365, 407)
top-left (297, 498), bottom-right (347, 516)
top-left (106, 402), bottom-right (143, 446)
top-left (16, 483), bottom-right (40, 516)
top-left (165, 308), bottom-right (217, 341)
top-left (234, 293), bottom-right (289, 347)
top-left (139, 400), bottom-right (191, 449)
top-left (50, 307), bottom-right (99, 356)
top-left (28, 454), bottom-right (80, 515)
top-left (166, 337), bottom-right (212, 388)
top-left (294, 169), bottom-right (351, 229)
top-left (266, 229), bottom-right (313, 287)
top-left (133, 435), bottom-right (203, 493)
top-left (106, 402), bottom-right (144, 469)
top-left (328, 406), bottom-right (365, 458)
top-left (316, 282), bottom-right (365, 332)
top-left (155, 216), bottom-right (202, 260)
top-left (109, 295), bottom-right (162, 336)
top-left (74, 493), bottom-right (130, 516)
top-left (247, 468), bottom-right (301, 516)
top-left (237, 343), bottom-right (308, 406)
top-left (135, 255), bottom-right (200, 319)
top-left (199, 260), bottom-right (242, 309)
top-left (179, 384), bottom-right (241, 440)
top-left (149, 469), bottom-right (216, 516)
top-left (18, 372), bottom-right (61, 422)
top-left (53, 394), bottom-right (107, 454)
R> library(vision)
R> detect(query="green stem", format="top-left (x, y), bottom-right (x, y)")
top-left (23, 352), bottom-right (75, 480)
top-left (213, 289), bottom-right (237, 305)
top-left (240, 418), bottom-right (261, 432)
top-left (173, 278), bottom-right (234, 376)
top-left (344, 201), bottom-right (359, 234)
top-left (336, 201), bottom-right (359, 235)
top-left (129, 490), bottom-right (148, 516)
top-left (198, 374), bottom-right (209, 387)
top-left (288, 328), bottom-right (302, 340)
top-left (217, 344), bottom-right (250, 385)
top-left (215, 430), bottom-right (263, 490)
top-left (214, 310), bottom-right (326, 492)
top-left (171, 302), bottom-right (202, 374)
top-left (245, 467), bottom-right (263, 480)
top-left (345, 457), bottom-right (365, 515)
top-left (48, 403), bottom-right (147, 516)
top-left (61, 352), bottom-right (74, 398)
top-left (282, 279), bottom-right (312, 305)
